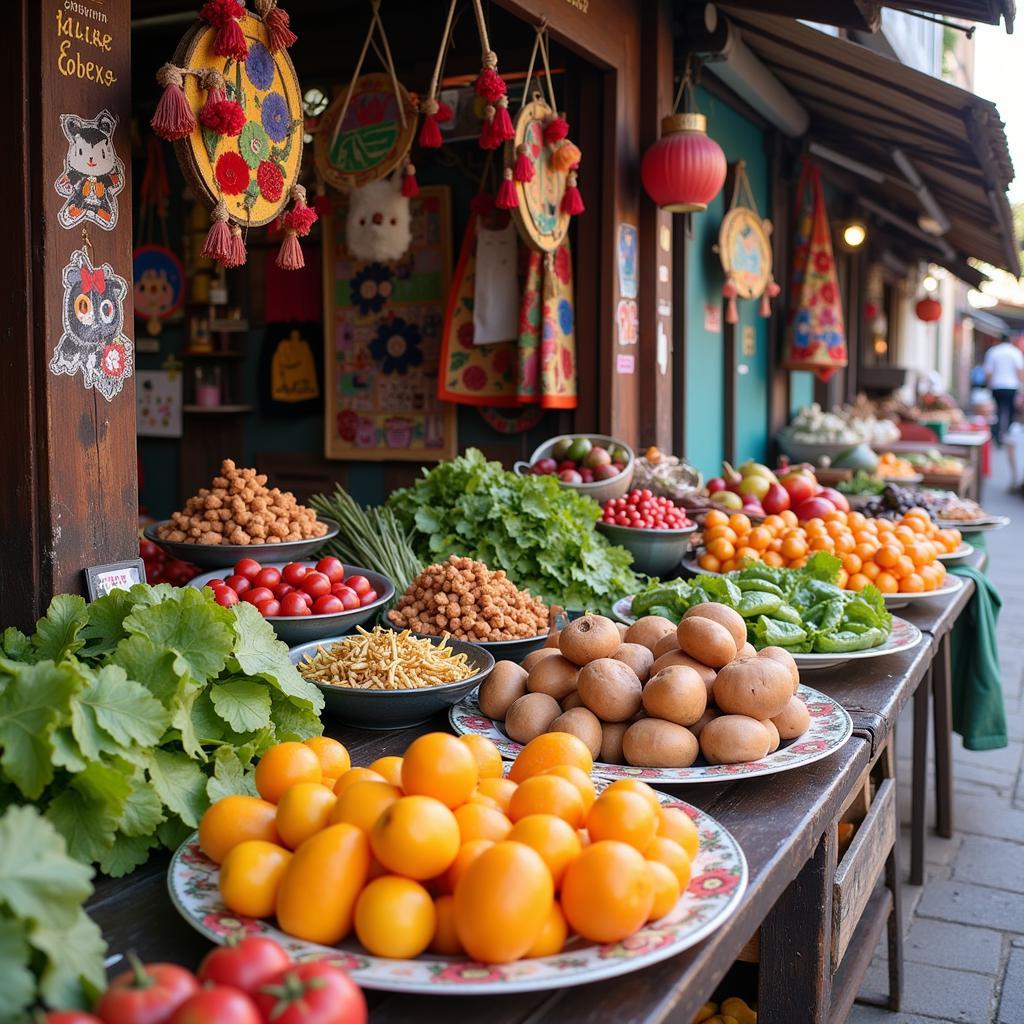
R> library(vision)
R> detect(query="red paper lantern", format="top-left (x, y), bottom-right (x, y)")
top-left (640, 113), bottom-right (727, 213)
top-left (864, 302), bottom-right (879, 320)
top-left (916, 297), bottom-right (942, 322)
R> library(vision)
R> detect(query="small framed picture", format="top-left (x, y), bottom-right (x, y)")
top-left (84, 559), bottom-right (146, 601)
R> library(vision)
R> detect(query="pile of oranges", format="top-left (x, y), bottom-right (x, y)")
top-left (198, 732), bottom-right (700, 964)
top-left (697, 508), bottom-right (959, 594)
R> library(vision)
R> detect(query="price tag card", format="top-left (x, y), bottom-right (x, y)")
top-left (84, 559), bottom-right (145, 600)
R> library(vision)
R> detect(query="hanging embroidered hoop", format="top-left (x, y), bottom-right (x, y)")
top-left (479, 405), bottom-right (546, 434)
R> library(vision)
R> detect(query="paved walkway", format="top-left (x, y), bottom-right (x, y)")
top-left (850, 449), bottom-right (1024, 1024)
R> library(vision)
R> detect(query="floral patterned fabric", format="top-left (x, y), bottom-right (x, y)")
top-left (785, 162), bottom-right (847, 381)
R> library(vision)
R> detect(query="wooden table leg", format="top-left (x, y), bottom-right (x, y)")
top-left (758, 827), bottom-right (837, 1023)
top-left (932, 634), bottom-right (954, 840)
top-left (910, 668), bottom-right (930, 885)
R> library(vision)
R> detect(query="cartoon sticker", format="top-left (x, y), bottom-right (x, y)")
top-left (617, 224), bottom-right (638, 299)
top-left (54, 110), bottom-right (126, 231)
top-left (50, 248), bottom-right (133, 401)
top-left (616, 298), bottom-right (639, 346)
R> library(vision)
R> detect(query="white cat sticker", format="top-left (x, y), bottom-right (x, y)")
top-left (54, 110), bottom-right (126, 231)
top-left (345, 172), bottom-right (411, 262)
top-left (473, 221), bottom-right (519, 345)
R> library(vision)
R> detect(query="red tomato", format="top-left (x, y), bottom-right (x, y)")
top-left (95, 959), bottom-right (199, 1024)
top-left (282, 562), bottom-right (309, 586)
top-left (205, 579), bottom-right (225, 590)
top-left (198, 936), bottom-right (291, 994)
top-left (139, 540), bottom-right (161, 561)
top-left (333, 586), bottom-right (360, 611)
top-left (360, 590), bottom-right (378, 606)
top-left (256, 599), bottom-right (281, 618)
top-left (343, 575), bottom-right (371, 597)
top-left (43, 1015), bottom-right (105, 1024)
top-left (234, 558), bottom-right (262, 580)
top-left (224, 574), bottom-right (251, 595)
top-left (301, 572), bottom-right (332, 598)
top-left (169, 987), bottom-right (261, 1024)
top-left (253, 567), bottom-right (282, 589)
top-left (273, 583), bottom-right (294, 600)
top-left (253, 962), bottom-right (367, 1024)
top-left (214, 588), bottom-right (239, 608)
top-left (243, 587), bottom-right (275, 605)
top-left (312, 595), bottom-right (344, 615)
top-left (315, 557), bottom-right (345, 583)
top-left (298, 591), bottom-right (314, 608)
top-left (279, 592), bottom-right (311, 617)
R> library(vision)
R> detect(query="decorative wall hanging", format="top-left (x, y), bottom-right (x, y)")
top-left (50, 237), bottom-right (133, 401)
top-left (345, 172), bottom-right (412, 262)
top-left (473, 219), bottom-right (520, 344)
top-left (416, 0), bottom-right (457, 150)
top-left (717, 160), bottom-right (779, 323)
top-left (150, 0), bottom-right (311, 269)
top-left (784, 160), bottom-right (847, 380)
top-left (259, 321), bottom-right (322, 416)
top-left (324, 185), bottom-right (456, 461)
top-left (136, 369), bottom-right (183, 437)
top-left (54, 110), bottom-right (126, 231)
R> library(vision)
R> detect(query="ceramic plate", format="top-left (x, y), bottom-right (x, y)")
top-left (168, 790), bottom-right (747, 994)
top-left (451, 684), bottom-right (851, 784)
top-left (934, 515), bottom-right (1009, 533)
top-left (936, 542), bottom-right (974, 563)
top-left (882, 573), bottom-right (964, 609)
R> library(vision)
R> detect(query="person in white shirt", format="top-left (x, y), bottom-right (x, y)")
top-left (983, 335), bottom-right (1024, 445)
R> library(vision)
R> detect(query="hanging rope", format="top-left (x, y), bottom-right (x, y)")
top-left (419, 0), bottom-right (458, 148)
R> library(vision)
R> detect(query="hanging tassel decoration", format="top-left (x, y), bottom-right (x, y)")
top-left (562, 170), bottom-right (584, 216)
top-left (151, 64), bottom-right (196, 141)
top-left (436, 99), bottom-right (454, 124)
top-left (474, 51), bottom-right (507, 103)
top-left (199, 0), bottom-right (249, 61)
top-left (495, 167), bottom-right (518, 210)
top-left (418, 98), bottom-right (443, 149)
top-left (493, 96), bottom-right (514, 142)
top-left (551, 140), bottom-right (582, 174)
top-left (198, 70), bottom-right (245, 137)
top-left (760, 278), bottom-right (781, 318)
top-left (201, 200), bottom-right (234, 265)
top-left (479, 106), bottom-right (502, 150)
top-left (544, 114), bottom-right (569, 145)
top-left (723, 276), bottom-right (739, 325)
top-left (254, 0), bottom-right (297, 53)
top-left (223, 224), bottom-right (247, 268)
top-left (276, 185), bottom-right (318, 270)
top-left (513, 144), bottom-right (534, 183)
top-left (401, 163), bottom-right (420, 198)
top-left (313, 183), bottom-right (333, 217)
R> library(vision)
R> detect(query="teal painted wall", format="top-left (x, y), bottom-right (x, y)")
top-left (790, 371), bottom-right (814, 415)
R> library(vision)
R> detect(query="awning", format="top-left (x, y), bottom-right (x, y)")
top-left (884, 1), bottom-right (1013, 31)
top-left (961, 307), bottom-right (1010, 335)
top-left (721, 10), bottom-right (1020, 276)
top-left (703, 1), bottom-right (1014, 31)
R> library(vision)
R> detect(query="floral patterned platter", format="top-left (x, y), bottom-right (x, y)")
top-left (450, 684), bottom-right (851, 783)
top-left (168, 788), bottom-right (747, 994)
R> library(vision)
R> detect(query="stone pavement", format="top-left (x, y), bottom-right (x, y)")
top-left (849, 452), bottom-right (1024, 1024)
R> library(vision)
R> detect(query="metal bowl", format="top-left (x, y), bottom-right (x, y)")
top-left (596, 520), bottom-right (697, 577)
top-left (513, 434), bottom-right (635, 504)
top-left (144, 518), bottom-right (340, 570)
top-left (289, 635), bottom-right (495, 729)
top-left (188, 562), bottom-right (394, 645)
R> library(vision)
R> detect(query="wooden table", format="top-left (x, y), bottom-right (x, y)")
top-left (886, 433), bottom-right (989, 503)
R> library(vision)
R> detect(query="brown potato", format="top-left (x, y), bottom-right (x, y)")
top-left (561, 690), bottom-right (583, 711)
top-left (683, 603), bottom-right (747, 650)
top-left (676, 617), bottom-right (737, 668)
top-left (622, 718), bottom-right (699, 768)
top-left (599, 722), bottom-right (629, 764)
top-left (758, 646), bottom-right (800, 694)
top-left (612, 643), bottom-right (655, 684)
top-left (576, 658), bottom-right (643, 722)
top-left (526, 654), bottom-right (579, 701)
top-left (738, 642), bottom-right (756, 659)
top-left (478, 660), bottom-right (528, 719)
top-left (642, 666), bottom-right (707, 727)
top-left (699, 715), bottom-right (771, 765)
top-left (548, 707), bottom-right (603, 758)
top-left (652, 632), bottom-right (682, 659)
top-left (505, 692), bottom-right (561, 743)
top-left (544, 629), bottom-right (561, 649)
top-left (559, 614), bottom-right (622, 666)
top-left (616, 622), bottom-right (629, 640)
top-left (624, 615), bottom-right (677, 653)
top-left (759, 718), bottom-right (781, 753)
top-left (522, 647), bottom-right (560, 673)
top-left (772, 695), bottom-right (811, 739)
top-left (650, 650), bottom-right (717, 690)
top-left (713, 656), bottom-right (793, 720)
top-left (689, 706), bottom-right (719, 738)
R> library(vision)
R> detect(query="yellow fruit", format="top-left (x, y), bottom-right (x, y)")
top-left (354, 875), bottom-right (436, 959)
top-left (329, 780), bottom-right (402, 836)
top-left (561, 840), bottom-right (654, 943)
top-left (586, 791), bottom-right (659, 850)
top-left (509, 733), bottom-right (593, 783)
top-left (401, 733), bottom-right (479, 808)
top-left (275, 783), bottom-right (337, 849)
top-left (645, 860), bottom-right (681, 920)
top-left (219, 840), bottom-right (291, 919)
top-left (657, 806), bottom-right (700, 859)
top-left (459, 735), bottom-right (504, 779)
top-left (507, 814), bottom-right (582, 888)
top-left (368, 755), bottom-right (404, 788)
top-left (645, 835), bottom-right (692, 889)
top-left (525, 902), bottom-right (568, 957)
top-left (370, 795), bottom-right (461, 880)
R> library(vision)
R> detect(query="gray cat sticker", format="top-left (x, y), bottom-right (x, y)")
top-left (54, 109), bottom-right (126, 231)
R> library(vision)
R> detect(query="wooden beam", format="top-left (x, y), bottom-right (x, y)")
top-left (709, 0), bottom-right (881, 31)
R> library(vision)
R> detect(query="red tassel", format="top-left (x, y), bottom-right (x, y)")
top-left (562, 171), bottom-right (584, 216)
top-left (470, 191), bottom-right (495, 217)
top-left (513, 144), bottom-right (534, 183)
top-left (200, 0), bottom-right (249, 61)
top-left (254, 0), bottom-right (297, 52)
top-left (418, 98), bottom-right (443, 149)
top-left (493, 97), bottom-right (514, 142)
top-left (760, 279), bottom-right (781, 318)
top-left (275, 183), bottom-right (317, 272)
top-left (544, 115), bottom-right (569, 144)
top-left (201, 201), bottom-right (234, 265)
top-left (401, 164), bottom-right (419, 198)
top-left (474, 55), bottom-right (507, 102)
top-left (436, 100), bottom-right (454, 123)
top-left (222, 224), bottom-right (247, 268)
top-left (151, 64), bottom-right (196, 141)
top-left (496, 168), bottom-right (518, 210)
top-left (199, 74), bottom-right (245, 137)
top-left (479, 107), bottom-right (502, 150)
top-left (725, 298), bottom-right (739, 324)
top-left (276, 231), bottom-right (304, 270)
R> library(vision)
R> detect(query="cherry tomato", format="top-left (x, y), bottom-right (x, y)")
top-left (197, 935), bottom-right (292, 995)
top-left (279, 592), bottom-right (311, 617)
top-left (301, 571), bottom-right (331, 598)
top-left (214, 587), bottom-right (239, 608)
top-left (298, 591), bottom-right (314, 608)
top-left (253, 962), bottom-right (367, 1024)
top-left (224, 574), bottom-right (251, 595)
top-left (168, 986), bottom-right (261, 1024)
top-left (243, 587), bottom-right (275, 605)
top-left (315, 557), bottom-right (345, 584)
top-left (95, 958), bottom-right (199, 1024)
top-left (312, 595), bottom-right (344, 615)
top-left (234, 558), bottom-right (262, 580)
top-left (205, 579), bottom-right (225, 590)
top-left (360, 590), bottom-right (377, 605)
top-left (140, 539), bottom-right (161, 561)
top-left (256, 598), bottom-right (281, 618)
top-left (333, 586), bottom-right (360, 611)
top-left (253, 567), bottom-right (282, 589)
top-left (281, 562), bottom-right (309, 586)
top-left (273, 583), bottom-right (294, 600)
top-left (343, 575), bottom-right (372, 597)
top-left (42, 1014), bottom-right (105, 1024)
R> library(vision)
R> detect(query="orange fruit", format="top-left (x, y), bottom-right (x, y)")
top-left (781, 536), bottom-right (807, 560)
top-left (333, 767), bottom-right (387, 796)
top-left (541, 765), bottom-right (596, 813)
top-left (841, 552), bottom-right (862, 575)
top-left (707, 537), bottom-right (735, 562)
top-left (586, 791), bottom-right (659, 850)
top-left (471, 777), bottom-right (517, 814)
top-left (453, 841), bottom-right (554, 963)
top-left (900, 573), bottom-right (925, 593)
top-left (401, 733), bottom-right (479, 809)
top-left (657, 806), bottom-right (699, 858)
top-left (509, 775), bottom-right (585, 828)
top-left (370, 795), bottom-right (461, 880)
top-left (605, 779), bottom-right (662, 817)
top-left (219, 839), bottom-right (291, 919)
top-left (255, 742), bottom-right (323, 804)
top-left (779, 509), bottom-right (798, 527)
top-left (525, 901), bottom-right (568, 958)
top-left (836, 569), bottom-right (849, 589)
top-left (728, 513), bottom-right (752, 534)
top-left (747, 527), bottom-right (771, 551)
top-left (275, 782), bottom-right (338, 849)
top-left (330, 780), bottom-right (402, 836)
top-left (199, 795), bottom-right (279, 865)
top-left (454, 802), bottom-right (512, 843)
top-left (855, 541), bottom-right (879, 562)
top-left (459, 735), bottom-right (504, 779)
top-left (440, 838), bottom-right (494, 894)
top-left (354, 875), bottom-right (436, 959)
top-left (509, 732), bottom-right (594, 783)
top-left (561, 840), bottom-right (654, 943)
top-left (304, 736), bottom-right (351, 780)
top-left (893, 555), bottom-right (915, 579)
top-left (874, 571), bottom-right (899, 594)
top-left (507, 813), bottom-right (583, 887)
top-left (704, 509), bottom-right (729, 528)
top-left (645, 835), bottom-right (692, 888)
top-left (646, 860), bottom-right (681, 921)
top-left (704, 525), bottom-right (738, 544)
top-left (763, 550), bottom-right (785, 567)
top-left (430, 894), bottom-right (463, 955)
top-left (847, 572), bottom-right (872, 592)
top-left (735, 545), bottom-right (760, 564)
top-left (861, 561), bottom-right (880, 580)
top-left (720, 559), bottom-right (739, 574)
top-left (368, 755), bottom-right (404, 788)
top-left (698, 553), bottom-right (722, 573)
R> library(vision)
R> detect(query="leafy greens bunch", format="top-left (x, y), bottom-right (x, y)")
top-left (632, 552), bottom-right (892, 654)
top-left (0, 584), bottom-right (323, 877)
top-left (387, 448), bottom-right (640, 614)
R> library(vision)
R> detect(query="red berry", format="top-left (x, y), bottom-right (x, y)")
top-left (312, 594), bottom-right (344, 615)
top-left (224, 574), bottom-right (251, 595)
top-left (214, 587), bottom-right (239, 608)
top-left (301, 571), bottom-right (331, 598)
top-left (234, 558), bottom-right (261, 579)
top-left (273, 583), bottom-right (294, 600)
top-left (360, 589), bottom-right (378, 605)
top-left (255, 598), bottom-right (281, 618)
top-left (282, 562), bottom-right (309, 586)
top-left (243, 587), bottom-right (274, 605)
top-left (279, 592), bottom-right (309, 617)
top-left (315, 557), bottom-right (345, 583)
top-left (253, 567), bottom-right (282, 589)
top-left (333, 586), bottom-right (360, 611)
